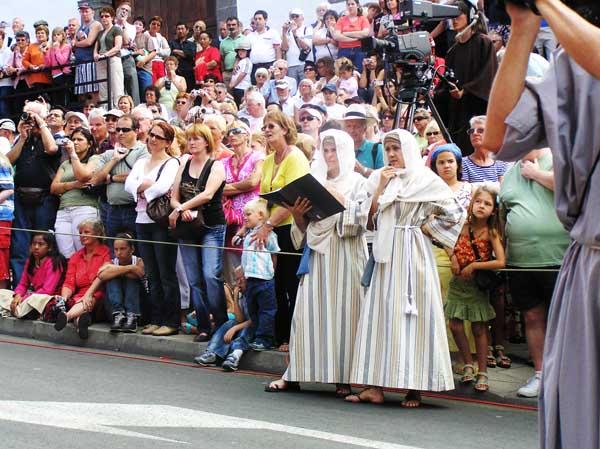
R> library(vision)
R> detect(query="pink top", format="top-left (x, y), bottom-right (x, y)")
top-left (223, 150), bottom-right (265, 225)
top-left (45, 44), bottom-right (72, 77)
top-left (14, 257), bottom-right (64, 299)
top-left (338, 77), bottom-right (358, 97)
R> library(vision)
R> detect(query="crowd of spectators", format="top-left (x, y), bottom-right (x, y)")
top-left (0, 0), bottom-right (565, 402)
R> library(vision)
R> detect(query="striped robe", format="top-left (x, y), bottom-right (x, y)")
top-left (283, 188), bottom-right (369, 384)
top-left (351, 199), bottom-right (465, 391)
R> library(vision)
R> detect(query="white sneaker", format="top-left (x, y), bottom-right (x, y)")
top-left (517, 372), bottom-right (541, 398)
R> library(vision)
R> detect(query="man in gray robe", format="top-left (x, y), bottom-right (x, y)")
top-left (483, 1), bottom-right (600, 448)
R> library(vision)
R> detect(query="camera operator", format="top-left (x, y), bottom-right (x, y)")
top-left (484, 2), bottom-right (600, 448)
top-left (7, 110), bottom-right (60, 285)
top-left (435, 0), bottom-right (497, 156)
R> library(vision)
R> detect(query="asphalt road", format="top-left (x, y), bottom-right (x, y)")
top-left (0, 335), bottom-right (539, 449)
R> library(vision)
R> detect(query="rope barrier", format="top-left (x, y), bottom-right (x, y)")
top-left (1, 225), bottom-right (562, 271)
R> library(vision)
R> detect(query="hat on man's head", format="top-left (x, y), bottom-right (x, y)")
top-left (103, 109), bottom-right (124, 119)
top-left (275, 79), bottom-right (290, 90)
top-left (322, 83), bottom-right (337, 94)
top-left (33, 20), bottom-right (49, 29)
top-left (339, 104), bottom-right (377, 126)
top-left (78, 1), bottom-right (93, 9)
top-left (0, 119), bottom-right (16, 133)
top-left (65, 111), bottom-right (89, 128)
top-left (290, 8), bottom-right (304, 16)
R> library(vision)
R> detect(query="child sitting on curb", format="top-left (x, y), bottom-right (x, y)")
top-left (194, 266), bottom-right (252, 371)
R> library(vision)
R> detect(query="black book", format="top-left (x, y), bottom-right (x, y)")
top-left (260, 173), bottom-right (345, 221)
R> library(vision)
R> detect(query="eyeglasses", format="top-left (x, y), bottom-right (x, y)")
top-left (149, 131), bottom-right (167, 141)
top-left (426, 131), bottom-right (440, 136)
top-left (414, 116), bottom-right (428, 122)
top-left (149, 109), bottom-right (159, 114)
top-left (467, 127), bottom-right (485, 135)
top-left (116, 127), bottom-right (133, 133)
top-left (304, 67), bottom-right (315, 72)
top-left (105, 116), bottom-right (118, 122)
top-left (176, 100), bottom-right (187, 105)
top-left (227, 127), bottom-right (247, 136)
top-left (261, 123), bottom-right (277, 131)
top-left (382, 115), bottom-right (393, 120)
top-left (290, 14), bottom-right (300, 18)
top-left (300, 116), bottom-right (316, 122)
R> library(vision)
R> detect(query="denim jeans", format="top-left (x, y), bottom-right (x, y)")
top-left (207, 319), bottom-right (252, 359)
top-left (0, 86), bottom-right (13, 117)
top-left (106, 204), bottom-right (137, 238)
top-left (338, 47), bottom-right (366, 71)
top-left (10, 193), bottom-right (58, 288)
top-left (105, 276), bottom-right (141, 315)
top-left (179, 224), bottom-right (227, 335)
top-left (136, 222), bottom-right (180, 327)
top-left (246, 277), bottom-right (277, 347)
top-left (122, 55), bottom-right (140, 105)
top-left (137, 69), bottom-right (152, 103)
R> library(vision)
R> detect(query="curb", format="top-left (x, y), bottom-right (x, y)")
top-left (0, 317), bottom-right (537, 408)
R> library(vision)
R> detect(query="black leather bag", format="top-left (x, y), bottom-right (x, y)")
top-left (16, 187), bottom-right (47, 206)
top-left (169, 158), bottom-right (214, 240)
top-left (146, 158), bottom-right (179, 228)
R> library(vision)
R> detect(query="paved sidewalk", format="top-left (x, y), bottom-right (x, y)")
top-left (0, 317), bottom-right (538, 408)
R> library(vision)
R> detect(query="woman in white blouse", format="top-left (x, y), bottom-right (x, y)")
top-left (124, 121), bottom-right (181, 337)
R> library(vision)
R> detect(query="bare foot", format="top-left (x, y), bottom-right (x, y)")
top-left (335, 383), bottom-right (352, 398)
top-left (345, 387), bottom-right (384, 404)
top-left (278, 343), bottom-right (289, 352)
top-left (264, 379), bottom-right (300, 392)
top-left (401, 390), bottom-right (422, 408)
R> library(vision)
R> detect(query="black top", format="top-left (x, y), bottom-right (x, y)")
top-left (168, 38), bottom-right (196, 74)
top-left (179, 158), bottom-right (225, 226)
top-left (14, 135), bottom-right (62, 189)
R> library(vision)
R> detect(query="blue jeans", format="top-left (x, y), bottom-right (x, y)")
top-left (179, 224), bottom-right (227, 335)
top-left (207, 319), bottom-right (252, 359)
top-left (105, 276), bottom-right (141, 315)
top-left (106, 204), bottom-right (137, 238)
top-left (338, 47), bottom-right (365, 71)
top-left (246, 277), bottom-right (277, 347)
top-left (0, 86), bottom-right (13, 117)
top-left (137, 69), bottom-right (152, 102)
top-left (10, 193), bottom-right (58, 288)
top-left (136, 223), bottom-right (180, 327)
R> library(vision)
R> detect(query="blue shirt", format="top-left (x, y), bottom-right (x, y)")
top-left (462, 156), bottom-right (509, 183)
top-left (356, 140), bottom-right (384, 170)
top-left (241, 227), bottom-right (280, 280)
top-left (0, 162), bottom-right (15, 221)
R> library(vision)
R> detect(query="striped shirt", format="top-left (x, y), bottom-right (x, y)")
top-left (0, 162), bottom-right (14, 221)
top-left (462, 156), bottom-right (508, 183)
top-left (241, 227), bottom-right (280, 280)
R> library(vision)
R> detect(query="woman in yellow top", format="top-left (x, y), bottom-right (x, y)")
top-left (238, 110), bottom-right (309, 351)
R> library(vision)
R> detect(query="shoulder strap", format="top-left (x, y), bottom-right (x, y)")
top-left (154, 157), bottom-right (179, 181)
top-left (371, 142), bottom-right (379, 168)
top-left (468, 226), bottom-right (483, 262)
top-left (196, 158), bottom-right (215, 191)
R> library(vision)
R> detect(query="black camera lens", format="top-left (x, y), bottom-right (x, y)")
top-left (165, 80), bottom-right (172, 90)
top-left (21, 112), bottom-right (31, 122)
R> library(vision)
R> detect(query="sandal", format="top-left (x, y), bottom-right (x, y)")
top-left (264, 379), bottom-right (300, 393)
top-left (494, 345), bottom-right (512, 369)
top-left (474, 373), bottom-right (489, 392)
top-left (345, 387), bottom-right (384, 404)
top-left (401, 390), bottom-right (422, 408)
top-left (460, 364), bottom-right (475, 383)
top-left (487, 346), bottom-right (497, 368)
top-left (335, 383), bottom-right (352, 398)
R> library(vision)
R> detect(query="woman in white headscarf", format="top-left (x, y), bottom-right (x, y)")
top-left (265, 129), bottom-right (369, 396)
top-left (346, 129), bottom-right (466, 407)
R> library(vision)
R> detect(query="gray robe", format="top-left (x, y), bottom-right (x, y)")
top-left (498, 48), bottom-right (600, 449)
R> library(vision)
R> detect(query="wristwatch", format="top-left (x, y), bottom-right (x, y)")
top-left (175, 205), bottom-right (183, 213)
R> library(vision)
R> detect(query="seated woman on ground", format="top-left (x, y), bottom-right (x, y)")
top-left (98, 232), bottom-right (145, 333)
top-left (52, 219), bottom-right (111, 339)
top-left (4, 232), bottom-right (66, 319)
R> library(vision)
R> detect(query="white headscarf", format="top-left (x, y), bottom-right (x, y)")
top-left (367, 129), bottom-right (455, 263)
top-left (307, 129), bottom-right (363, 253)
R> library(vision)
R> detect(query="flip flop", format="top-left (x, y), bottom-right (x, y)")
top-left (264, 380), bottom-right (300, 393)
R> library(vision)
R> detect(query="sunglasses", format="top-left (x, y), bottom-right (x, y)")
top-left (413, 116), bottom-right (428, 122)
top-left (149, 109), bottom-right (159, 114)
top-left (105, 116), bottom-right (118, 122)
top-left (176, 100), bottom-right (187, 105)
top-left (382, 115), bottom-right (393, 120)
top-left (227, 127), bottom-right (247, 136)
top-left (149, 131), bottom-right (167, 141)
top-left (300, 116), bottom-right (316, 122)
top-left (426, 131), bottom-right (440, 136)
top-left (290, 14), bottom-right (300, 18)
top-left (467, 127), bottom-right (485, 135)
top-left (116, 127), bottom-right (133, 133)
top-left (261, 123), bottom-right (277, 131)
top-left (100, 14), bottom-right (112, 18)
top-left (304, 67), bottom-right (315, 72)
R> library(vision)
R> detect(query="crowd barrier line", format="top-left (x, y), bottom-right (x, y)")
top-left (0, 225), bottom-right (561, 272)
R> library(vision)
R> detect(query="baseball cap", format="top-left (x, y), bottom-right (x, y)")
top-left (103, 109), bottom-right (124, 119)
top-left (322, 83), bottom-right (337, 94)
top-left (65, 111), bottom-right (90, 128)
top-left (275, 79), bottom-right (289, 90)
top-left (78, 1), bottom-right (93, 9)
top-left (0, 119), bottom-right (16, 133)
top-left (290, 8), bottom-right (304, 16)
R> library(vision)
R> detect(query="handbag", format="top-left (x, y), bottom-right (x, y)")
top-left (146, 157), bottom-right (180, 228)
top-left (293, 28), bottom-right (311, 62)
top-left (16, 187), bottom-right (47, 207)
top-left (468, 226), bottom-right (501, 292)
top-left (169, 158), bottom-right (215, 240)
